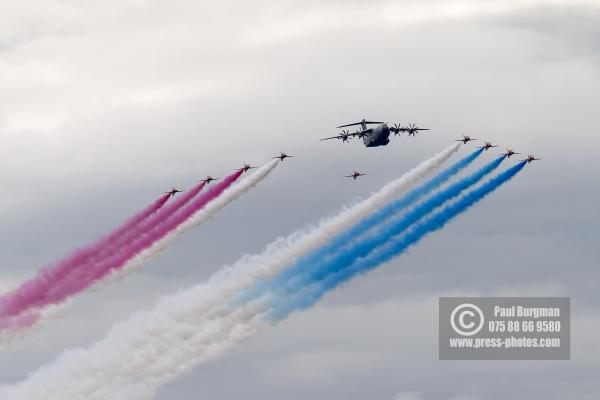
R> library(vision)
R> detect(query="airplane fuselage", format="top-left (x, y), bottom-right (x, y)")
top-left (363, 124), bottom-right (391, 147)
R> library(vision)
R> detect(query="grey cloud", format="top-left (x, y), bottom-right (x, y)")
top-left (0, 1), bottom-right (599, 399)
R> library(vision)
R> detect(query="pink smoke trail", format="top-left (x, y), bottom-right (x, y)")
top-left (0, 193), bottom-right (170, 319)
top-left (0, 183), bottom-right (206, 323)
top-left (0, 170), bottom-right (243, 323)
top-left (88, 182), bottom-right (207, 263)
top-left (0, 311), bottom-right (39, 333)
top-left (99, 194), bottom-right (171, 249)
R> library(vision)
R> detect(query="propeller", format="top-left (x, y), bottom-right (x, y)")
top-left (412, 123), bottom-right (419, 134)
top-left (391, 123), bottom-right (402, 135)
top-left (407, 123), bottom-right (422, 136)
top-left (339, 130), bottom-right (352, 142)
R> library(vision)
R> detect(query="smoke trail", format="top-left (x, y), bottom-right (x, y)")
top-left (89, 183), bottom-right (207, 264)
top-left (118, 144), bottom-right (460, 290)
top-left (259, 155), bottom-right (505, 300)
top-left (241, 148), bottom-right (485, 302)
top-left (0, 163), bottom-right (279, 345)
top-left (89, 181), bottom-right (209, 264)
top-left (1, 171), bottom-right (242, 323)
top-left (113, 159), bottom-right (281, 278)
top-left (319, 148), bottom-right (484, 254)
top-left (0, 146), bottom-right (458, 399)
top-left (0, 312), bottom-right (38, 331)
top-left (34, 159), bottom-right (279, 307)
top-left (267, 162), bottom-right (526, 319)
top-left (0, 194), bottom-right (172, 322)
top-left (95, 194), bottom-right (172, 249)
top-left (0, 299), bottom-right (267, 400)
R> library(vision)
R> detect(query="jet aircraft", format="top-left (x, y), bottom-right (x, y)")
top-left (164, 187), bottom-right (184, 197)
top-left (456, 135), bottom-right (477, 144)
top-left (199, 176), bottom-right (219, 184)
top-left (522, 155), bottom-right (541, 163)
top-left (478, 141), bottom-right (498, 151)
top-left (501, 149), bottom-right (521, 158)
top-left (239, 163), bottom-right (257, 172)
top-left (273, 152), bottom-right (293, 161)
top-left (345, 171), bottom-right (366, 180)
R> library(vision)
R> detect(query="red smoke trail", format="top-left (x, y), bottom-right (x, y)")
top-left (0, 170), bottom-right (243, 324)
top-left (0, 193), bottom-right (170, 321)
top-left (90, 182), bottom-right (206, 263)
top-left (0, 311), bottom-right (38, 332)
top-left (98, 194), bottom-right (171, 248)
top-left (0, 183), bottom-right (207, 322)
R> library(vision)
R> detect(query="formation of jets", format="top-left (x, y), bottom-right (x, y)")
top-left (337, 130), bottom-right (539, 182)
top-left (163, 163), bottom-right (265, 197)
top-left (455, 135), bottom-right (540, 164)
top-left (163, 123), bottom-right (540, 195)
top-left (321, 118), bottom-right (428, 148)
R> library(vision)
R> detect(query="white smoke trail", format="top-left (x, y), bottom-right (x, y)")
top-left (0, 299), bottom-right (266, 400)
top-left (0, 304), bottom-right (68, 349)
top-left (0, 161), bottom-right (280, 347)
top-left (105, 159), bottom-right (280, 282)
top-left (198, 143), bottom-right (461, 291)
top-left (0, 145), bottom-right (459, 399)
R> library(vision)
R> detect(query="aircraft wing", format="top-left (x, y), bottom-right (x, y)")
top-left (349, 129), bottom-right (372, 136)
top-left (320, 135), bottom-right (343, 141)
top-left (337, 121), bottom-right (383, 128)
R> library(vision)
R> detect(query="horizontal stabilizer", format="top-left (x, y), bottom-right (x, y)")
top-left (337, 120), bottom-right (383, 128)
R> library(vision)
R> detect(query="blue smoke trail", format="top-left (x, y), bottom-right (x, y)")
top-left (237, 149), bottom-right (484, 303)
top-left (265, 155), bottom-right (505, 295)
top-left (267, 161), bottom-right (526, 320)
top-left (307, 148), bottom-right (484, 259)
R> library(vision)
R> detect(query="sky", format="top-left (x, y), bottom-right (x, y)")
top-left (1, 0), bottom-right (599, 399)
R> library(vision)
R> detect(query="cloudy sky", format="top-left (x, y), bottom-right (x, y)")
top-left (1, 0), bottom-right (599, 399)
